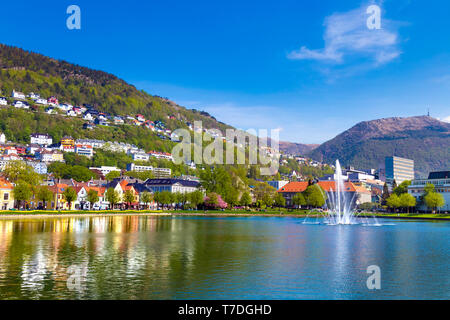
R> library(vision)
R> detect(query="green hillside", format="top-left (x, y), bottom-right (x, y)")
top-left (308, 116), bottom-right (450, 178)
top-left (0, 44), bottom-right (229, 132)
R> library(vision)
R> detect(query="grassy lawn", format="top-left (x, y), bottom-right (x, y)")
top-left (359, 212), bottom-right (450, 219)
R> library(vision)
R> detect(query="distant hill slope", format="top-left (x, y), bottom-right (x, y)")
top-left (278, 141), bottom-right (319, 155)
top-left (308, 116), bottom-right (450, 178)
top-left (0, 44), bottom-right (230, 132)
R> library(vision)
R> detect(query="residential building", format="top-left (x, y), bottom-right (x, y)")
top-left (58, 103), bottom-right (73, 111)
top-left (126, 163), bottom-right (172, 178)
top-left (0, 133), bottom-right (5, 144)
top-left (30, 133), bottom-right (53, 146)
top-left (385, 156), bottom-right (415, 185)
top-left (0, 177), bottom-right (14, 210)
top-left (61, 136), bottom-right (75, 147)
top-left (47, 96), bottom-right (59, 106)
top-left (75, 144), bottom-right (94, 158)
top-left (127, 163), bottom-right (153, 172)
top-left (408, 171), bottom-right (450, 212)
top-left (144, 178), bottom-right (199, 193)
top-left (89, 166), bottom-right (121, 176)
top-left (13, 100), bottom-right (29, 109)
top-left (34, 98), bottom-right (48, 105)
top-left (83, 113), bottom-right (94, 121)
top-left (27, 92), bottom-right (40, 99)
top-left (11, 90), bottom-right (25, 100)
top-left (131, 152), bottom-right (149, 162)
top-left (37, 150), bottom-right (64, 163)
top-left (278, 181), bottom-right (371, 207)
top-left (148, 151), bottom-right (174, 161)
top-left (26, 161), bottom-right (48, 175)
top-left (0, 97), bottom-right (7, 106)
top-left (153, 167), bottom-right (172, 178)
top-left (76, 139), bottom-right (105, 149)
top-left (45, 107), bottom-right (55, 114)
top-left (48, 183), bottom-right (73, 210)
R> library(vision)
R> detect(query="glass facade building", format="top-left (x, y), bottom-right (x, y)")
top-left (385, 156), bottom-right (415, 185)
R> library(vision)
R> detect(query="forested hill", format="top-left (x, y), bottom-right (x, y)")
top-left (0, 44), bottom-right (230, 132)
top-left (308, 116), bottom-right (450, 177)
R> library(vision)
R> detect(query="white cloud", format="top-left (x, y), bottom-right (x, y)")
top-left (288, 4), bottom-right (401, 66)
top-left (440, 116), bottom-right (450, 123)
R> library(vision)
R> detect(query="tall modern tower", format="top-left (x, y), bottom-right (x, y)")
top-left (385, 156), bottom-right (415, 185)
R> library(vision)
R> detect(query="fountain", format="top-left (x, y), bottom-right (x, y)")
top-left (302, 159), bottom-right (383, 226)
top-left (324, 160), bottom-right (358, 225)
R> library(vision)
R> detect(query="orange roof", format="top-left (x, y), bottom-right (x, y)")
top-left (278, 181), bottom-right (308, 193)
top-left (278, 181), bottom-right (357, 193)
top-left (0, 177), bottom-right (13, 190)
top-left (318, 181), bottom-right (356, 192)
top-left (352, 184), bottom-right (371, 194)
top-left (48, 183), bottom-right (68, 193)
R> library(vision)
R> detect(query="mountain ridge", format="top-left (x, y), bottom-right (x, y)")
top-left (307, 115), bottom-right (450, 177)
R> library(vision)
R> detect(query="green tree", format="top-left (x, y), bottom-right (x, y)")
top-left (292, 193), bottom-right (306, 208)
top-left (393, 180), bottom-right (411, 196)
top-left (304, 185), bottom-right (326, 208)
top-left (140, 192), bottom-right (153, 210)
top-left (37, 186), bottom-right (54, 210)
top-left (123, 190), bottom-right (135, 209)
top-left (188, 190), bottom-right (204, 209)
top-left (13, 180), bottom-right (33, 209)
top-left (105, 171), bottom-right (121, 181)
top-left (381, 182), bottom-right (390, 205)
top-left (274, 193), bottom-right (286, 208)
top-left (106, 188), bottom-right (120, 209)
top-left (386, 194), bottom-right (401, 211)
top-left (63, 187), bottom-right (77, 210)
top-left (239, 191), bottom-right (252, 208)
top-left (399, 193), bottom-right (416, 213)
top-left (392, 179), bottom-right (398, 191)
top-left (87, 189), bottom-right (99, 209)
top-left (424, 183), bottom-right (436, 195)
top-left (3, 161), bottom-right (42, 185)
top-left (70, 165), bottom-right (95, 182)
top-left (224, 187), bottom-right (239, 209)
top-left (424, 192), bottom-right (445, 213)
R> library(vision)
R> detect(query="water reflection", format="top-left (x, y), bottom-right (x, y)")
top-left (0, 216), bottom-right (449, 299)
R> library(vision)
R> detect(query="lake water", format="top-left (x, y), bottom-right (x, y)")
top-left (0, 215), bottom-right (448, 300)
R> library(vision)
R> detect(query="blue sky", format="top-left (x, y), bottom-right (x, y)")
top-left (1, 0), bottom-right (449, 143)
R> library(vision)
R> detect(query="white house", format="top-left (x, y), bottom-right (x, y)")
top-left (67, 110), bottom-right (77, 117)
top-left (131, 152), bottom-right (150, 162)
top-left (408, 171), bottom-right (450, 212)
top-left (0, 97), bottom-right (7, 106)
top-left (45, 107), bottom-right (55, 114)
top-left (75, 144), bottom-right (94, 158)
top-left (89, 166), bottom-right (121, 176)
top-left (27, 92), bottom-right (40, 99)
top-left (30, 133), bottom-right (53, 146)
top-left (34, 98), bottom-right (48, 105)
top-left (12, 90), bottom-right (26, 100)
top-left (58, 103), bottom-right (73, 111)
top-left (83, 113), bottom-right (93, 121)
top-left (13, 100), bottom-right (29, 109)
top-left (0, 133), bottom-right (6, 144)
